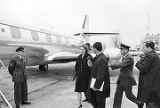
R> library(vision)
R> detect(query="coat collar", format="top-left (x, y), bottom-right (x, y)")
top-left (122, 53), bottom-right (129, 58)
top-left (95, 53), bottom-right (103, 60)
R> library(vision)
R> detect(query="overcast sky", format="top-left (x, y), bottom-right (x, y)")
top-left (0, 0), bottom-right (160, 47)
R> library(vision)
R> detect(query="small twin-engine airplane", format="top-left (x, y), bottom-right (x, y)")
top-left (0, 15), bottom-right (119, 71)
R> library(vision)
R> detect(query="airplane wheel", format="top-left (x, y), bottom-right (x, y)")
top-left (43, 65), bottom-right (48, 71)
top-left (39, 65), bottom-right (48, 71)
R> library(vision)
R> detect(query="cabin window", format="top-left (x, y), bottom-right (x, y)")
top-left (10, 27), bottom-right (21, 39)
top-left (1, 28), bottom-right (5, 32)
top-left (46, 34), bottom-right (52, 42)
top-left (31, 31), bottom-right (39, 41)
top-left (51, 35), bottom-right (57, 43)
top-left (65, 37), bottom-right (69, 45)
top-left (61, 37), bottom-right (67, 44)
top-left (56, 36), bottom-right (62, 44)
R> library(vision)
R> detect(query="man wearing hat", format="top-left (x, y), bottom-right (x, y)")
top-left (111, 43), bottom-right (142, 108)
top-left (8, 47), bottom-right (31, 108)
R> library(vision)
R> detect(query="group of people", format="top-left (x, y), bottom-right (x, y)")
top-left (74, 41), bottom-right (160, 108)
top-left (7, 41), bottom-right (160, 108)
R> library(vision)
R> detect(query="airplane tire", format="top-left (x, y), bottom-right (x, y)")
top-left (39, 65), bottom-right (48, 71)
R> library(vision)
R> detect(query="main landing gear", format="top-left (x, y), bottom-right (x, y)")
top-left (39, 64), bottom-right (48, 71)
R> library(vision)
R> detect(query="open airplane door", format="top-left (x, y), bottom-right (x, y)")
top-left (0, 60), bottom-right (12, 108)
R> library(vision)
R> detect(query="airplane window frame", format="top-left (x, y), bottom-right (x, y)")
top-left (56, 36), bottom-right (62, 44)
top-left (10, 27), bottom-right (21, 39)
top-left (1, 28), bottom-right (5, 32)
top-left (31, 31), bottom-right (39, 41)
top-left (45, 34), bottom-right (52, 42)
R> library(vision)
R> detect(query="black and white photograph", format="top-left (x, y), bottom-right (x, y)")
top-left (0, 0), bottom-right (160, 108)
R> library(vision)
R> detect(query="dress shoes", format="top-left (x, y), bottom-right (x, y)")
top-left (137, 101), bottom-right (144, 108)
top-left (16, 105), bottom-right (20, 108)
top-left (21, 101), bottom-right (31, 105)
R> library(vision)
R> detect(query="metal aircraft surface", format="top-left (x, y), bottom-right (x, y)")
top-left (0, 15), bottom-right (119, 71)
top-left (75, 15), bottom-right (121, 65)
top-left (0, 22), bottom-right (85, 71)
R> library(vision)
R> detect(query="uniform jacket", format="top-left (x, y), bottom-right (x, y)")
top-left (8, 56), bottom-right (27, 82)
top-left (91, 53), bottom-right (110, 97)
top-left (111, 53), bottom-right (136, 87)
top-left (135, 50), bottom-right (160, 102)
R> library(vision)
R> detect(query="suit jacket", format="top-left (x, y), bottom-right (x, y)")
top-left (135, 50), bottom-right (160, 102)
top-left (90, 53), bottom-right (110, 97)
top-left (111, 53), bottom-right (136, 87)
top-left (8, 56), bottom-right (27, 82)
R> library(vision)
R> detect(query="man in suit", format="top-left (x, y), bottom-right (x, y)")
top-left (8, 47), bottom-right (31, 108)
top-left (135, 41), bottom-right (160, 108)
top-left (111, 43), bottom-right (142, 108)
top-left (88, 42), bottom-right (110, 108)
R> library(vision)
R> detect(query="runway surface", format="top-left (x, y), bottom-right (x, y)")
top-left (0, 61), bottom-right (146, 108)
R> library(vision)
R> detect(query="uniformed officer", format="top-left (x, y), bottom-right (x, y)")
top-left (8, 47), bottom-right (31, 108)
top-left (111, 43), bottom-right (142, 108)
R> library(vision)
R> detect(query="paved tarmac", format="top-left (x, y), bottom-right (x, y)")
top-left (0, 61), bottom-right (147, 108)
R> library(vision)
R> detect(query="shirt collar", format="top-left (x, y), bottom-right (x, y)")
top-left (123, 53), bottom-right (129, 58)
top-left (95, 53), bottom-right (103, 59)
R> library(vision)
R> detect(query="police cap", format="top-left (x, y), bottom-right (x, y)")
top-left (16, 46), bottom-right (25, 52)
top-left (120, 43), bottom-right (130, 50)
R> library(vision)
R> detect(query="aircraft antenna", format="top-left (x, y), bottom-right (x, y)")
top-left (146, 14), bottom-right (150, 35)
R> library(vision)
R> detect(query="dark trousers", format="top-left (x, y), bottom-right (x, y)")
top-left (113, 85), bottom-right (138, 108)
top-left (89, 89), bottom-right (106, 108)
top-left (14, 81), bottom-right (28, 106)
top-left (146, 91), bottom-right (160, 108)
top-left (84, 91), bottom-right (88, 100)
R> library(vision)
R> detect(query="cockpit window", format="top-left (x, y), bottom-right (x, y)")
top-left (10, 26), bottom-right (21, 39)
top-left (31, 31), bottom-right (39, 41)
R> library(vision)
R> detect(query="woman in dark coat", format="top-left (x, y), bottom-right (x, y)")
top-left (74, 44), bottom-right (93, 108)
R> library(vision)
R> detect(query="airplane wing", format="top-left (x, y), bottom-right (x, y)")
top-left (129, 50), bottom-right (160, 56)
top-left (74, 32), bottom-right (119, 36)
top-left (129, 51), bottom-right (144, 56)
top-left (45, 52), bottom-right (79, 62)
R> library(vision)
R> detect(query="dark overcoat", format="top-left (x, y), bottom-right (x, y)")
top-left (75, 53), bottom-right (92, 92)
top-left (8, 56), bottom-right (27, 82)
top-left (8, 55), bottom-right (28, 106)
top-left (135, 50), bottom-right (160, 102)
top-left (111, 54), bottom-right (137, 87)
top-left (90, 53), bottom-right (110, 97)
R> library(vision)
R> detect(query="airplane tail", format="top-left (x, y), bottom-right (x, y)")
top-left (74, 15), bottom-right (119, 43)
top-left (82, 15), bottom-right (89, 33)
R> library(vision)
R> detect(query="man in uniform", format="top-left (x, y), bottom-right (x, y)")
top-left (8, 47), bottom-right (31, 108)
top-left (111, 43), bottom-right (142, 108)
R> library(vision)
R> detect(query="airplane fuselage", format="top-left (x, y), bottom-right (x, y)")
top-left (0, 23), bottom-right (84, 66)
